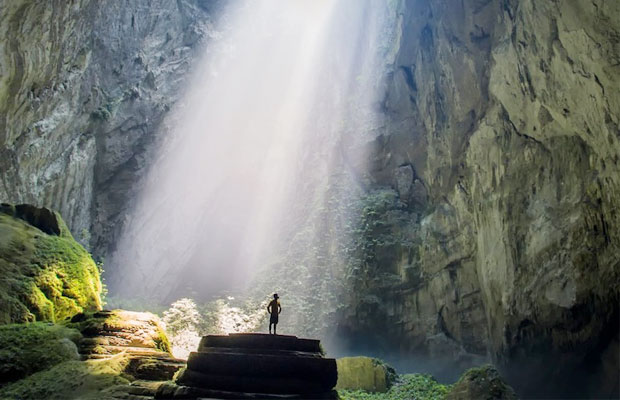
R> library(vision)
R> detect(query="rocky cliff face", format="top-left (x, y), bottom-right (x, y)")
top-left (0, 0), bottom-right (213, 257)
top-left (2, 0), bottom-right (618, 398)
top-left (339, 0), bottom-right (619, 398)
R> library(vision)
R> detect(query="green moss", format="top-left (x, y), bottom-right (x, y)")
top-left (0, 322), bottom-right (82, 385)
top-left (66, 310), bottom-right (173, 355)
top-left (0, 354), bottom-right (131, 400)
top-left (0, 210), bottom-right (102, 324)
top-left (339, 374), bottom-right (451, 400)
top-left (66, 311), bottom-right (119, 336)
top-left (336, 357), bottom-right (397, 392)
top-left (153, 324), bottom-right (172, 353)
top-left (23, 282), bottom-right (54, 321)
top-left (445, 364), bottom-right (517, 400)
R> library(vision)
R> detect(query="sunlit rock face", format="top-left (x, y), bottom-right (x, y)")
top-left (340, 0), bottom-right (619, 398)
top-left (0, 0), bottom-right (213, 254)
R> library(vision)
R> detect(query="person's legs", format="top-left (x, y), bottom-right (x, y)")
top-left (273, 322), bottom-right (277, 335)
top-left (269, 322), bottom-right (273, 334)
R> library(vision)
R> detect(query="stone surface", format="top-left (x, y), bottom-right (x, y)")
top-left (71, 309), bottom-right (185, 395)
top-left (0, 0), bottom-right (213, 260)
top-left (159, 333), bottom-right (337, 399)
top-left (337, 1), bottom-right (620, 398)
top-left (335, 357), bottom-right (396, 393)
top-left (1, 203), bottom-right (61, 235)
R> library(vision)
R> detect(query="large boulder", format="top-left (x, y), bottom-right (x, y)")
top-left (69, 309), bottom-right (185, 382)
top-left (335, 356), bottom-right (397, 392)
top-left (446, 365), bottom-right (517, 400)
top-left (158, 333), bottom-right (338, 399)
top-left (0, 204), bottom-right (102, 324)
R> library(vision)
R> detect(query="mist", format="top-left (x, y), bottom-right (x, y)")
top-left (108, 0), bottom-right (397, 305)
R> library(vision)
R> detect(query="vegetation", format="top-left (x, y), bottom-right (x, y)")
top-left (161, 298), bottom-right (201, 358)
top-left (0, 354), bottom-right (131, 400)
top-left (445, 365), bottom-right (517, 400)
top-left (0, 322), bottom-right (81, 385)
top-left (338, 374), bottom-right (451, 400)
top-left (0, 210), bottom-right (101, 324)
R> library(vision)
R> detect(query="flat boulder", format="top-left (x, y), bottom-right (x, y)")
top-left (157, 333), bottom-right (337, 399)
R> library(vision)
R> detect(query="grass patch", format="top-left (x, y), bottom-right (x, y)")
top-left (0, 322), bottom-right (81, 385)
top-left (339, 374), bottom-right (450, 400)
top-left (0, 354), bottom-right (131, 400)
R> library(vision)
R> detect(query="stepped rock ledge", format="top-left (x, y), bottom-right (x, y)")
top-left (156, 333), bottom-right (338, 399)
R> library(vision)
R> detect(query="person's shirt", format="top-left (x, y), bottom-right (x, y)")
top-left (268, 299), bottom-right (280, 315)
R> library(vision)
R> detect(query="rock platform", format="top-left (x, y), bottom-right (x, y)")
top-left (72, 310), bottom-right (186, 399)
top-left (156, 333), bottom-right (338, 399)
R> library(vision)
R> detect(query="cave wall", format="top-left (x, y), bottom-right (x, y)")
top-left (0, 0), bottom-right (213, 257)
top-left (339, 0), bottom-right (619, 397)
top-left (1, 0), bottom-right (618, 397)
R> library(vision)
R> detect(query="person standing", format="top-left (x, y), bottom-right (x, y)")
top-left (267, 293), bottom-right (281, 335)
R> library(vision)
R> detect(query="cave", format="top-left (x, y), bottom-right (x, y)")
top-left (0, 1), bottom-right (618, 399)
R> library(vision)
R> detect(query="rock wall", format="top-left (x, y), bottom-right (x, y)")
top-left (1, 0), bottom-right (618, 397)
top-left (0, 0), bottom-right (214, 257)
top-left (339, 0), bottom-right (619, 398)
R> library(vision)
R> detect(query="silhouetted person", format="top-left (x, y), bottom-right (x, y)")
top-left (267, 293), bottom-right (281, 334)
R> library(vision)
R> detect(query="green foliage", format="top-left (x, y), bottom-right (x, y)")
top-left (162, 298), bottom-right (200, 336)
top-left (0, 322), bottom-right (81, 385)
top-left (0, 354), bottom-right (131, 400)
top-left (446, 364), bottom-right (517, 400)
top-left (153, 323), bottom-right (172, 353)
top-left (346, 189), bottom-right (414, 265)
top-left (0, 212), bottom-right (102, 324)
top-left (97, 261), bottom-right (108, 306)
top-left (338, 374), bottom-right (451, 400)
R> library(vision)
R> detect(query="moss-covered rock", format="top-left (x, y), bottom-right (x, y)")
top-left (445, 365), bottom-right (517, 400)
top-left (0, 322), bottom-right (81, 385)
top-left (0, 310), bottom-right (183, 399)
top-left (67, 309), bottom-right (172, 355)
top-left (336, 357), bottom-right (397, 392)
top-left (0, 204), bottom-right (102, 324)
top-left (0, 353), bottom-right (131, 400)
